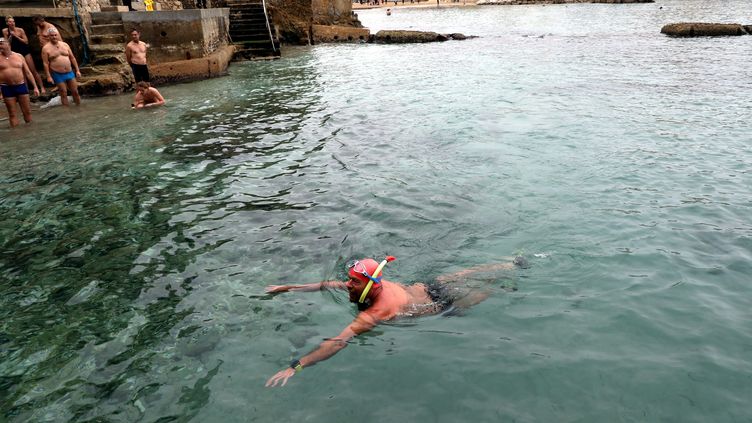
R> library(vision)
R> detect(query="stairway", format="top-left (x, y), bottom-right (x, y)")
top-left (227, 0), bottom-right (281, 59)
top-left (88, 11), bottom-right (127, 66)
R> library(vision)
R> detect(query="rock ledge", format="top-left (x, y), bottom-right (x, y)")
top-left (370, 30), bottom-right (475, 43)
top-left (661, 22), bottom-right (750, 37)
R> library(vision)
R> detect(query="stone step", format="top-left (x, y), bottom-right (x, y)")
top-left (236, 39), bottom-right (275, 47)
top-left (89, 43), bottom-right (126, 53)
top-left (90, 33), bottom-right (126, 44)
top-left (226, 0), bottom-right (264, 6)
top-left (230, 15), bottom-right (267, 22)
top-left (229, 13), bottom-right (266, 21)
top-left (235, 49), bottom-right (280, 59)
top-left (100, 5), bottom-right (129, 11)
top-left (90, 54), bottom-right (127, 66)
top-left (230, 31), bottom-right (270, 40)
top-left (230, 18), bottom-right (271, 28)
top-left (91, 12), bottom-right (124, 25)
top-left (91, 23), bottom-right (125, 36)
top-left (232, 30), bottom-right (273, 38)
top-left (231, 23), bottom-right (273, 30)
top-left (232, 33), bottom-right (274, 41)
top-left (229, 7), bottom-right (265, 14)
top-left (229, 4), bottom-right (264, 10)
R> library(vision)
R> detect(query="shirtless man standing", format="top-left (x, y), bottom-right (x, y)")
top-left (3, 16), bottom-right (46, 93)
top-left (1, 37), bottom-right (39, 127)
top-left (265, 255), bottom-right (526, 387)
top-left (125, 29), bottom-right (150, 83)
top-left (41, 28), bottom-right (81, 106)
top-left (32, 15), bottom-right (57, 47)
top-left (131, 81), bottom-right (164, 109)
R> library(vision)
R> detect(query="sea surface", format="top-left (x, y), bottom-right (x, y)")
top-left (1, 0), bottom-right (751, 421)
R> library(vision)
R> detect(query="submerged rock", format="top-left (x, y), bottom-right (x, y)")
top-left (661, 22), bottom-right (749, 37)
top-left (370, 30), bottom-right (475, 44)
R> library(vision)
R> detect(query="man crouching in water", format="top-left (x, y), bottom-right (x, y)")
top-left (265, 255), bottom-right (526, 387)
top-left (131, 81), bottom-right (164, 109)
top-left (0, 37), bottom-right (39, 127)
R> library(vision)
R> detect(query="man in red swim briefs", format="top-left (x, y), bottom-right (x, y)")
top-left (0, 36), bottom-right (40, 127)
top-left (265, 255), bottom-right (527, 387)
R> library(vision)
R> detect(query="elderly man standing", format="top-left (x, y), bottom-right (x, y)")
top-left (0, 37), bottom-right (40, 127)
top-left (41, 28), bottom-right (81, 106)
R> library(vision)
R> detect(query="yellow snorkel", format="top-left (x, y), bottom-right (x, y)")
top-left (358, 256), bottom-right (396, 304)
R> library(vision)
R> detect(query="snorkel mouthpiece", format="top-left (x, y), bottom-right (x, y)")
top-left (358, 256), bottom-right (396, 304)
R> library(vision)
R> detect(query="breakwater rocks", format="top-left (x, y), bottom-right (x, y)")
top-left (371, 30), bottom-right (474, 43)
top-left (661, 23), bottom-right (751, 37)
top-left (477, 0), bottom-right (652, 4)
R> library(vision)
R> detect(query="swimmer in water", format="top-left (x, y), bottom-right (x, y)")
top-left (265, 255), bottom-right (527, 387)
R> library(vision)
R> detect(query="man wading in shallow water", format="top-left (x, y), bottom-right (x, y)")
top-left (265, 255), bottom-right (526, 387)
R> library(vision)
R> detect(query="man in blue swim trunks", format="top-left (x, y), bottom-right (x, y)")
top-left (264, 255), bottom-right (526, 387)
top-left (41, 27), bottom-right (81, 106)
top-left (1, 36), bottom-right (40, 127)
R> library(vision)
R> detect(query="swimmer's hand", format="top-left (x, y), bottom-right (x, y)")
top-left (265, 368), bottom-right (295, 387)
top-left (265, 285), bottom-right (291, 293)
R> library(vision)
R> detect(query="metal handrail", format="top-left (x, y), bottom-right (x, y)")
top-left (260, 0), bottom-right (277, 53)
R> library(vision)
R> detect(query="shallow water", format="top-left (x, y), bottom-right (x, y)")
top-left (2, 0), bottom-right (752, 421)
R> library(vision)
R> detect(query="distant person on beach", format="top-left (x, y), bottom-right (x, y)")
top-left (131, 81), bottom-right (164, 109)
top-left (3, 16), bottom-right (46, 93)
top-left (32, 15), bottom-right (57, 46)
top-left (1, 37), bottom-right (40, 127)
top-left (265, 255), bottom-right (527, 387)
top-left (41, 28), bottom-right (81, 106)
top-left (125, 28), bottom-right (150, 83)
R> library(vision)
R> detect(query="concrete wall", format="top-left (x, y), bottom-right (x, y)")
top-left (0, 7), bottom-right (86, 64)
top-left (54, 0), bottom-right (102, 13)
top-left (121, 8), bottom-right (229, 62)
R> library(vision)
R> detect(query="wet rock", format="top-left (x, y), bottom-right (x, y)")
top-left (176, 326), bottom-right (222, 358)
top-left (78, 72), bottom-right (131, 96)
top-left (370, 30), bottom-right (473, 44)
top-left (661, 22), bottom-right (749, 37)
top-left (287, 329), bottom-right (320, 349)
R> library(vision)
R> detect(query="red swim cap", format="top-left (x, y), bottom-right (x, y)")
top-left (348, 258), bottom-right (380, 283)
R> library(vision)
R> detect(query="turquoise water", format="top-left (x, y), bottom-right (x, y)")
top-left (2, 0), bottom-right (752, 421)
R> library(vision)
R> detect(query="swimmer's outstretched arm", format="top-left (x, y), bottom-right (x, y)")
top-left (265, 281), bottom-right (346, 293)
top-left (265, 312), bottom-right (378, 387)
